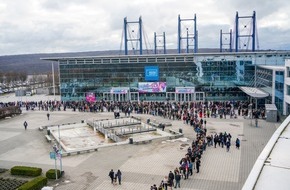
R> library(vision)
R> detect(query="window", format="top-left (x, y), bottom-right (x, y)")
top-left (287, 67), bottom-right (290, 78)
top-left (287, 85), bottom-right (290, 96)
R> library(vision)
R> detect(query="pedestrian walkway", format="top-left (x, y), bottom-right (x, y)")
top-left (0, 107), bottom-right (279, 190)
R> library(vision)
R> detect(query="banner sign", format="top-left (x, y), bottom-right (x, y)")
top-left (138, 82), bottom-right (166, 93)
top-left (175, 87), bottom-right (195, 93)
top-left (110, 88), bottom-right (128, 94)
top-left (86, 92), bottom-right (96, 102)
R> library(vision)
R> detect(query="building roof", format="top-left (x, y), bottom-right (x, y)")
top-left (239, 87), bottom-right (269, 98)
top-left (258, 65), bottom-right (285, 71)
top-left (242, 115), bottom-right (290, 190)
top-left (40, 50), bottom-right (290, 61)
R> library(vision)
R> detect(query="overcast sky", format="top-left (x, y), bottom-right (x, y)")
top-left (0, 0), bottom-right (289, 55)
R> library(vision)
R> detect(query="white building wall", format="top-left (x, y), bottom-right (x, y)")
top-left (284, 59), bottom-right (290, 115)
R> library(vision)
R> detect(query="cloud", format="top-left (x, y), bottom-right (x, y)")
top-left (0, 0), bottom-right (290, 55)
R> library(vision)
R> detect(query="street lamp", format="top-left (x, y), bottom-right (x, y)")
top-left (58, 125), bottom-right (63, 172)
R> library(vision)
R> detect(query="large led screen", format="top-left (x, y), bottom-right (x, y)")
top-left (138, 82), bottom-right (166, 93)
top-left (145, 66), bottom-right (159, 81)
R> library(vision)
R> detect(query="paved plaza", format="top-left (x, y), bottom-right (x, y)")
top-left (0, 95), bottom-right (281, 190)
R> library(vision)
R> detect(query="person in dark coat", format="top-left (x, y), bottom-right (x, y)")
top-left (116, 169), bottom-right (122, 185)
top-left (196, 158), bottom-right (201, 173)
top-left (174, 172), bottom-right (181, 188)
top-left (226, 140), bottom-right (231, 152)
top-left (236, 138), bottom-right (240, 149)
top-left (168, 171), bottom-right (175, 187)
top-left (23, 121), bottom-right (28, 130)
top-left (108, 169), bottom-right (114, 184)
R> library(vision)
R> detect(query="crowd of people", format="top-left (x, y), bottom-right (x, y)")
top-left (1, 99), bottom-right (248, 189)
top-left (150, 105), bottom-right (241, 189)
top-left (0, 99), bottom-right (266, 120)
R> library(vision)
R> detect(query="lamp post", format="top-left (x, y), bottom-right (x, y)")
top-left (58, 125), bottom-right (63, 172)
top-left (255, 98), bottom-right (258, 127)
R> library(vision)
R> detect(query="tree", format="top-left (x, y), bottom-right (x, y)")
top-left (18, 72), bottom-right (27, 82)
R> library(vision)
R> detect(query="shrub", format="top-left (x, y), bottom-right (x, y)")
top-left (46, 169), bottom-right (61, 179)
top-left (11, 166), bottom-right (42, 177)
top-left (18, 176), bottom-right (47, 190)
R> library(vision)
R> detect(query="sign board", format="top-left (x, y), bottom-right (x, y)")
top-left (86, 92), bottom-right (96, 102)
top-left (175, 87), bottom-right (195, 93)
top-left (110, 88), bottom-right (128, 94)
top-left (138, 82), bottom-right (166, 93)
top-left (145, 66), bottom-right (159, 81)
top-left (50, 152), bottom-right (56, 160)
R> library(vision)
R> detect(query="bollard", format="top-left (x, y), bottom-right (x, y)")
top-left (129, 137), bottom-right (133, 144)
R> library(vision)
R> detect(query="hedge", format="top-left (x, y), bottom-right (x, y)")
top-left (18, 176), bottom-right (47, 190)
top-left (11, 166), bottom-right (42, 177)
top-left (46, 169), bottom-right (61, 179)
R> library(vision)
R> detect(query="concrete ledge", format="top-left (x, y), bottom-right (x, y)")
top-left (133, 139), bottom-right (153, 145)
top-left (45, 135), bottom-right (52, 143)
top-left (168, 129), bottom-right (179, 135)
top-left (62, 148), bottom-right (98, 157)
top-left (168, 134), bottom-right (183, 140)
top-left (148, 121), bottom-right (172, 128)
top-left (42, 122), bottom-right (77, 130)
top-left (131, 116), bottom-right (141, 121)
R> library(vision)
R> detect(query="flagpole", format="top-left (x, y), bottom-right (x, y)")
top-left (52, 62), bottom-right (55, 100)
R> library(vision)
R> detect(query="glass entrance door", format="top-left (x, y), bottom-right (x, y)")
top-left (103, 92), bottom-right (111, 101)
top-left (111, 93), bottom-right (129, 101)
top-left (166, 92), bottom-right (175, 101)
top-left (175, 93), bottom-right (195, 102)
top-left (130, 92), bottom-right (139, 101)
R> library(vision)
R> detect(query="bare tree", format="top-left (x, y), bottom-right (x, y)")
top-left (18, 72), bottom-right (27, 82)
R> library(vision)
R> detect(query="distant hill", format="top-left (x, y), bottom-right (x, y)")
top-left (0, 50), bottom-right (122, 74)
top-left (0, 48), bottom-right (222, 74)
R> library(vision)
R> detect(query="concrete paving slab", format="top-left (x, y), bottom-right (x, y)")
top-left (0, 96), bottom-right (280, 190)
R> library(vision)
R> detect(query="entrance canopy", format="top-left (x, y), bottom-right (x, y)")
top-left (239, 87), bottom-right (269, 98)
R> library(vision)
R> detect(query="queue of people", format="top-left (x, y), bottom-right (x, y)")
top-left (1, 99), bottom-right (266, 121)
top-left (150, 105), bottom-right (241, 189)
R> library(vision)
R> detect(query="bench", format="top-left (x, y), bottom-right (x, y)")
top-left (45, 135), bottom-right (52, 143)
top-left (168, 129), bottom-right (179, 135)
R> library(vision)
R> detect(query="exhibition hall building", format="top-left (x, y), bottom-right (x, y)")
top-left (43, 51), bottom-right (290, 115)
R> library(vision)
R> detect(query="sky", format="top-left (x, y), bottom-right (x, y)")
top-left (0, 0), bottom-right (290, 55)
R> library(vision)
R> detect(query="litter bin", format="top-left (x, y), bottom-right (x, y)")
top-left (179, 128), bottom-right (183, 134)
top-left (129, 137), bottom-right (133, 144)
top-left (147, 118), bottom-right (150, 124)
top-left (47, 130), bottom-right (50, 135)
top-left (81, 120), bottom-right (84, 123)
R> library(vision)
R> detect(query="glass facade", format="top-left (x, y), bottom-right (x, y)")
top-left (275, 71), bottom-right (284, 112)
top-left (287, 103), bottom-right (290, 115)
top-left (287, 85), bottom-right (290, 96)
top-left (44, 51), bottom-right (290, 102)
